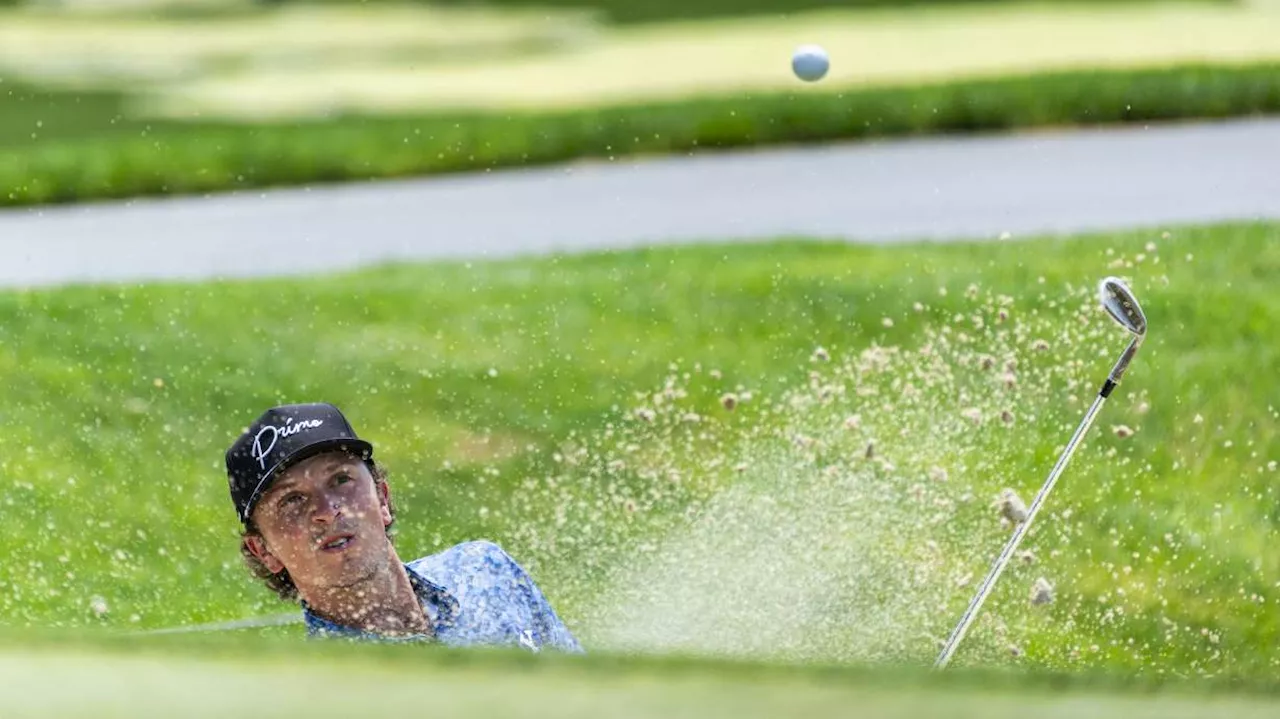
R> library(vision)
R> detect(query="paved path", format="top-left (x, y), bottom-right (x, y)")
top-left (1, 118), bottom-right (1277, 287)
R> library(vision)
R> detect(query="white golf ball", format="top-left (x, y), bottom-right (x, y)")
top-left (792, 44), bottom-right (830, 82)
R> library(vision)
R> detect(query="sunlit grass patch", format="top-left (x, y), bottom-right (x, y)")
top-left (107, 2), bottom-right (1280, 118)
top-left (3, 2), bottom-right (1280, 119)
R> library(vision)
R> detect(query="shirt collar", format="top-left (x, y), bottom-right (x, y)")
top-left (301, 563), bottom-right (459, 641)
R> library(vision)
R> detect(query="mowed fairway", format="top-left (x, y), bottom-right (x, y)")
top-left (187, 1), bottom-right (1280, 116)
top-left (2, 1), bottom-right (1280, 118)
top-left (0, 222), bottom-right (1275, 685)
top-left (1, 633), bottom-right (1278, 719)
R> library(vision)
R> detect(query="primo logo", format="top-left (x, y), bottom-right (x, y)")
top-left (251, 418), bottom-right (325, 469)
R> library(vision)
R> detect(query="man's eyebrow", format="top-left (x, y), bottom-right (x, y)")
top-left (319, 457), bottom-right (358, 475)
top-left (265, 458), bottom-right (357, 499)
top-left (265, 477), bottom-right (299, 498)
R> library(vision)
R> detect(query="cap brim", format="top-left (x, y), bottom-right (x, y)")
top-left (240, 438), bottom-right (374, 523)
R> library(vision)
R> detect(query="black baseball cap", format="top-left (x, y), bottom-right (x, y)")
top-left (226, 403), bottom-right (374, 525)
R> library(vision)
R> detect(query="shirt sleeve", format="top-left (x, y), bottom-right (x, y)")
top-left (482, 542), bottom-right (585, 654)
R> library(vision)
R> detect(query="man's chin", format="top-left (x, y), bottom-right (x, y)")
top-left (316, 554), bottom-right (387, 592)
top-left (316, 562), bottom-right (369, 586)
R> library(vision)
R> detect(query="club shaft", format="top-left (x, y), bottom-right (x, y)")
top-left (933, 388), bottom-right (1109, 669)
top-left (128, 612), bottom-right (301, 636)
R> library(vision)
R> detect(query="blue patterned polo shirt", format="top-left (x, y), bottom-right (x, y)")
top-left (302, 540), bottom-right (583, 653)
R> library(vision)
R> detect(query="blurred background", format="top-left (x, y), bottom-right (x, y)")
top-left (2, 0), bottom-right (1278, 201)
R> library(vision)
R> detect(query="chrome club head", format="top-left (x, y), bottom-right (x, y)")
top-left (1098, 276), bottom-right (1147, 386)
top-left (1099, 276), bottom-right (1147, 337)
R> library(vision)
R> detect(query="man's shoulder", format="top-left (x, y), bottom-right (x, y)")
top-left (407, 539), bottom-right (523, 583)
top-left (408, 540), bottom-right (584, 654)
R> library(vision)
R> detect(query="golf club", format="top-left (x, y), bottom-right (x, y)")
top-left (933, 276), bottom-right (1148, 669)
top-left (127, 612), bottom-right (302, 637)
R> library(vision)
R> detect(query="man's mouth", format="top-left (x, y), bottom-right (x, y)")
top-left (318, 534), bottom-right (355, 552)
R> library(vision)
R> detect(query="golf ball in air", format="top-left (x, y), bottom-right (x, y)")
top-left (792, 44), bottom-right (829, 82)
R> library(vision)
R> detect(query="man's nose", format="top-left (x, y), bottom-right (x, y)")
top-left (311, 492), bottom-right (343, 523)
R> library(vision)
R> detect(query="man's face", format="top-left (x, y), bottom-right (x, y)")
top-left (243, 451), bottom-right (393, 594)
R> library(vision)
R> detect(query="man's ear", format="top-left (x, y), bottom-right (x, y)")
top-left (376, 480), bottom-right (393, 527)
top-left (244, 533), bottom-right (286, 574)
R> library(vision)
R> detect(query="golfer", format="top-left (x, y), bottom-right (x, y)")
top-left (225, 402), bottom-right (583, 653)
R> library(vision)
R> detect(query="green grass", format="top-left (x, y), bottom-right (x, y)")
top-left (10, 0), bottom-right (1278, 120)
top-left (0, 82), bottom-right (186, 148)
top-left (344, 0), bottom-right (1235, 25)
top-left (3, 61), bottom-right (1280, 207)
top-left (8, 0), bottom-right (1235, 25)
top-left (0, 221), bottom-right (1275, 684)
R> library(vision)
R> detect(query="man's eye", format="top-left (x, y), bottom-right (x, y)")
top-left (335, 473), bottom-right (352, 484)
top-left (279, 493), bottom-right (304, 507)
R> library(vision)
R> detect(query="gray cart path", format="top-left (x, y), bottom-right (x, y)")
top-left (1, 118), bottom-right (1277, 288)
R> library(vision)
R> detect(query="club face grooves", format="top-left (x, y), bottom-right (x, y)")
top-left (1099, 276), bottom-right (1148, 336)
